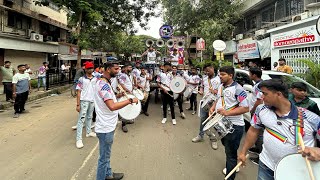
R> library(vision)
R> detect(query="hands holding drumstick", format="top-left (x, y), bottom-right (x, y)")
top-left (300, 147), bottom-right (320, 161)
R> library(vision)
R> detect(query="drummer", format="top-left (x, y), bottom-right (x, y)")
top-left (172, 65), bottom-right (186, 119)
top-left (186, 67), bottom-right (201, 115)
top-left (137, 66), bottom-right (152, 116)
top-left (157, 62), bottom-right (176, 125)
top-left (238, 79), bottom-right (320, 180)
top-left (132, 61), bottom-right (141, 87)
top-left (209, 66), bottom-right (249, 180)
top-left (118, 63), bottom-right (134, 133)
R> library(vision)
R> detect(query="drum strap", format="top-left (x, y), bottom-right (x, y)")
top-left (220, 85), bottom-right (238, 110)
top-left (265, 107), bottom-right (304, 146)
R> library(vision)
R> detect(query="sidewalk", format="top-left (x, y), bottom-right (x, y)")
top-left (0, 84), bottom-right (71, 110)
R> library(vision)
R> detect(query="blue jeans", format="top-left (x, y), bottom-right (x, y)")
top-left (38, 76), bottom-right (46, 89)
top-left (96, 131), bottom-right (114, 180)
top-left (198, 106), bottom-right (215, 141)
top-left (258, 160), bottom-right (274, 180)
top-left (76, 100), bottom-right (94, 141)
top-left (221, 125), bottom-right (244, 180)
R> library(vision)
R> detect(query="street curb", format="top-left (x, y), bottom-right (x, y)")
top-left (0, 85), bottom-right (71, 110)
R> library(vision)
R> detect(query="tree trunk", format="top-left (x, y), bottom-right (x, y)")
top-left (76, 11), bottom-right (83, 69)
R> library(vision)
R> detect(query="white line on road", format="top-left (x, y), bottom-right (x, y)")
top-left (70, 142), bottom-right (99, 180)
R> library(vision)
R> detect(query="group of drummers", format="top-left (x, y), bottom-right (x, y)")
top-left (74, 59), bottom-right (320, 180)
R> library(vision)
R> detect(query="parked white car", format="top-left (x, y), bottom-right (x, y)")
top-left (234, 69), bottom-right (320, 123)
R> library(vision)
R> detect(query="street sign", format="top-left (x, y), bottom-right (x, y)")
top-left (212, 40), bottom-right (226, 51)
top-left (196, 38), bottom-right (206, 50)
top-left (159, 25), bottom-right (174, 39)
top-left (317, 16), bottom-right (320, 36)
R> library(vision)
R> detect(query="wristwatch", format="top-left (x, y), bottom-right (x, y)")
top-left (129, 98), bottom-right (133, 104)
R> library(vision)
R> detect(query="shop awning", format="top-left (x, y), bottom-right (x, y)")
top-left (58, 54), bottom-right (93, 61)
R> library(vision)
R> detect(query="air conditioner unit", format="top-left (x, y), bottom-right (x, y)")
top-left (235, 34), bottom-right (244, 40)
top-left (255, 29), bottom-right (266, 36)
top-left (292, 12), bottom-right (311, 22)
top-left (46, 36), bottom-right (53, 41)
top-left (30, 33), bottom-right (43, 42)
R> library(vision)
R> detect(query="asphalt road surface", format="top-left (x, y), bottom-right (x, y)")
top-left (0, 92), bottom-right (258, 180)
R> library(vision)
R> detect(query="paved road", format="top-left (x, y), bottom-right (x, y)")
top-left (0, 92), bottom-right (258, 180)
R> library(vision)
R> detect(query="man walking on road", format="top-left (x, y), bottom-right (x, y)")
top-left (75, 62), bottom-right (97, 149)
top-left (94, 62), bottom-right (138, 180)
top-left (1, 61), bottom-right (16, 102)
top-left (12, 64), bottom-right (31, 118)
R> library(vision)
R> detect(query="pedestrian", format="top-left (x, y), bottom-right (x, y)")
top-left (209, 66), bottom-right (249, 180)
top-left (94, 62), bottom-right (138, 180)
top-left (25, 64), bottom-right (33, 77)
top-left (61, 62), bottom-right (67, 82)
top-left (186, 67), bottom-right (201, 115)
top-left (137, 65), bottom-right (152, 116)
top-left (277, 58), bottom-right (293, 74)
top-left (12, 64), bottom-right (31, 118)
top-left (75, 61), bottom-right (97, 149)
top-left (238, 79), bottom-right (320, 180)
top-left (38, 62), bottom-right (49, 91)
top-left (0, 61), bottom-right (16, 102)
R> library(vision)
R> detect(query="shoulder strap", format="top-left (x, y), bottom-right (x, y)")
top-left (295, 107), bottom-right (305, 145)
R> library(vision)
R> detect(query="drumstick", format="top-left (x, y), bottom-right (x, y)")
top-left (201, 111), bottom-right (216, 125)
top-left (224, 154), bottom-right (249, 180)
top-left (118, 85), bottom-right (138, 104)
top-left (298, 133), bottom-right (315, 180)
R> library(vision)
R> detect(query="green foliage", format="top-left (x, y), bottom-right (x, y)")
top-left (30, 79), bottom-right (38, 88)
top-left (191, 59), bottom-right (232, 70)
top-left (297, 59), bottom-right (320, 89)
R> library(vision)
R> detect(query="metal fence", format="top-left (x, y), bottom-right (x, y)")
top-left (46, 68), bottom-right (75, 89)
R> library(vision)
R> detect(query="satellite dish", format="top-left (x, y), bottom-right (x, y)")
top-left (317, 16), bottom-right (320, 36)
top-left (212, 40), bottom-right (226, 51)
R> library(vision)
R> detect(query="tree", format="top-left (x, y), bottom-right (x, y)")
top-left (36, 0), bottom-right (159, 68)
top-left (297, 59), bottom-right (320, 89)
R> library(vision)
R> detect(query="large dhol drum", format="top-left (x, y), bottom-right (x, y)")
top-left (203, 112), bottom-right (234, 140)
top-left (118, 94), bottom-right (141, 120)
top-left (132, 89), bottom-right (144, 100)
top-left (275, 153), bottom-right (320, 180)
top-left (183, 86), bottom-right (193, 98)
top-left (170, 76), bottom-right (186, 94)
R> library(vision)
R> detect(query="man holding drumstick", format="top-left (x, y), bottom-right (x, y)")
top-left (238, 79), bottom-right (320, 180)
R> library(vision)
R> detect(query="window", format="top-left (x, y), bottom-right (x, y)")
top-left (246, 16), bottom-right (257, 30)
top-left (261, 6), bottom-right (275, 23)
top-left (7, 11), bottom-right (31, 30)
top-left (285, 0), bottom-right (304, 16)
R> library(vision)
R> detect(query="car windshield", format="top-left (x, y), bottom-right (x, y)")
top-left (267, 74), bottom-right (320, 98)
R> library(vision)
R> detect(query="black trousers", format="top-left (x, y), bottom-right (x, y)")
top-left (189, 93), bottom-right (197, 111)
top-left (14, 91), bottom-right (29, 113)
top-left (92, 108), bottom-right (96, 123)
top-left (161, 91), bottom-right (175, 119)
top-left (175, 94), bottom-right (184, 113)
top-left (3, 82), bottom-right (13, 101)
top-left (142, 92), bottom-right (151, 113)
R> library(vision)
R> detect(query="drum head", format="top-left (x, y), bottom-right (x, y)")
top-left (183, 86), bottom-right (192, 98)
top-left (203, 115), bottom-right (218, 131)
top-left (275, 153), bottom-right (320, 180)
top-left (170, 77), bottom-right (186, 93)
top-left (173, 93), bottom-right (179, 100)
top-left (133, 89), bottom-right (144, 100)
top-left (118, 94), bottom-right (141, 120)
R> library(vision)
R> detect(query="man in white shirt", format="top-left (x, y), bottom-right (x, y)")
top-left (169, 49), bottom-right (179, 66)
top-left (209, 66), bottom-right (249, 180)
top-left (157, 62), bottom-right (176, 125)
top-left (238, 79), bottom-right (320, 180)
top-left (61, 62), bottom-right (67, 82)
top-left (137, 66), bottom-right (152, 116)
top-left (142, 47), bottom-right (161, 64)
top-left (132, 61), bottom-right (141, 87)
top-left (186, 67), bottom-right (201, 115)
top-left (94, 62), bottom-right (138, 180)
top-left (171, 65), bottom-right (186, 119)
top-left (75, 62), bottom-right (97, 149)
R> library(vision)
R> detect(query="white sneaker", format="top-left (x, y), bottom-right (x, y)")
top-left (211, 141), bottom-right (218, 150)
top-left (91, 122), bottom-right (95, 129)
top-left (161, 118), bottom-right (167, 124)
top-left (192, 135), bottom-right (204, 143)
top-left (71, 125), bottom-right (77, 130)
top-left (222, 167), bottom-right (240, 175)
top-left (181, 112), bottom-right (186, 119)
top-left (86, 132), bottom-right (96, 137)
top-left (172, 119), bottom-right (176, 125)
top-left (76, 140), bottom-right (84, 149)
top-left (192, 111), bottom-right (196, 115)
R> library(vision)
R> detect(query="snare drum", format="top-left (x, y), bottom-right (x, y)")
top-left (118, 94), bottom-right (141, 120)
top-left (170, 76), bottom-right (186, 94)
top-left (183, 86), bottom-right (193, 98)
top-left (275, 153), bottom-right (320, 180)
top-left (133, 89), bottom-right (144, 100)
top-left (141, 91), bottom-right (149, 104)
top-left (203, 112), bottom-right (234, 140)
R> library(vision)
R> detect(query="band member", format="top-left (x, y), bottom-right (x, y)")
top-left (94, 62), bottom-right (138, 180)
top-left (142, 47), bottom-right (161, 63)
top-left (248, 67), bottom-right (264, 165)
top-left (118, 64), bottom-right (134, 133)
top-left (238, 79), bottom-right (320, 180)
top-left (132, 61), bottom-right (141, 87)
top-left (75, 62), bottom-right (97, 149)
top-left (169, 49), bottom-right (179, 66)
top-left (157, 62), bottom-right (176, 125)
top-left (192, 64), bottom-right (220, 150)
top-left (137, 66), bottom-right (152, 116)
top-left (301, 147), bottom-right (320, 161)
top-left (186, 67), bottom-right (201, 115)
top-left (209, 66), bottom-right (249, 180)
top-left (172, 65), bottom-right (186, 119)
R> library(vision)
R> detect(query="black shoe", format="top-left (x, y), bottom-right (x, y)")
top-left (126, 120), bottom-right (134, 124)
top-left (122, 126), bottom-right (128, 133)
top-left (105, 172), bottom-right (124, 180)
top-left (144, 112), bottom-right (149, 116)
top-left (249, 157), bottom-right (259, 166)
top-left (248, 147), bottom-right (260, 154)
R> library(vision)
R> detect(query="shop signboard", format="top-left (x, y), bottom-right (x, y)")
top-left (237, 38), bottom-right (260, 60)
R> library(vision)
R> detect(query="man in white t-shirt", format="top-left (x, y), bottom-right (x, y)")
top-left (95, 62), bottom-right (138, 180)
top-left (75, 62), bottom-right (97, 149)
top-left (132, 61), bottom-right (141, 87)
top-left (238, 79), bottom-right (320, 180)
top-left (142, 47), bottom-right (161, 64)
top-left (169, 49), bottom-right (179, 66)
top-left (137, 66), bottom-right (152, 116)
top-left (186, 67), bottom-right (201, 115)
top-left (209, 66), bottom-right (249, 180)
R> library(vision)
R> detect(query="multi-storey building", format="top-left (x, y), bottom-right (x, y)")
top-left (0, 0), bottom-right (79, 78)
top-left (231, 0), bottom-right (320, 72)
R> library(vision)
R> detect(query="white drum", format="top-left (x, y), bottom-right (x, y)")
top-left (203, 112), bottom-right (234, 140)
top-left (132, 89), bottom-right (144, 100)
top-left (170, 76), bottom-right (186, 94)
top-left (118, 94), bottom-right (141, 120)
top-left (173, 93), bottom-right (179, 100)
top-left (275, 153), bottom-right (320, 180)
top-left (183, 86), bottom-right (193, 98)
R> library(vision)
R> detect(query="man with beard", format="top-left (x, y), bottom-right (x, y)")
top-left (209, 66), bottom-right (249, 180)
top-left (95, 62), bottom-right (138, 180)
